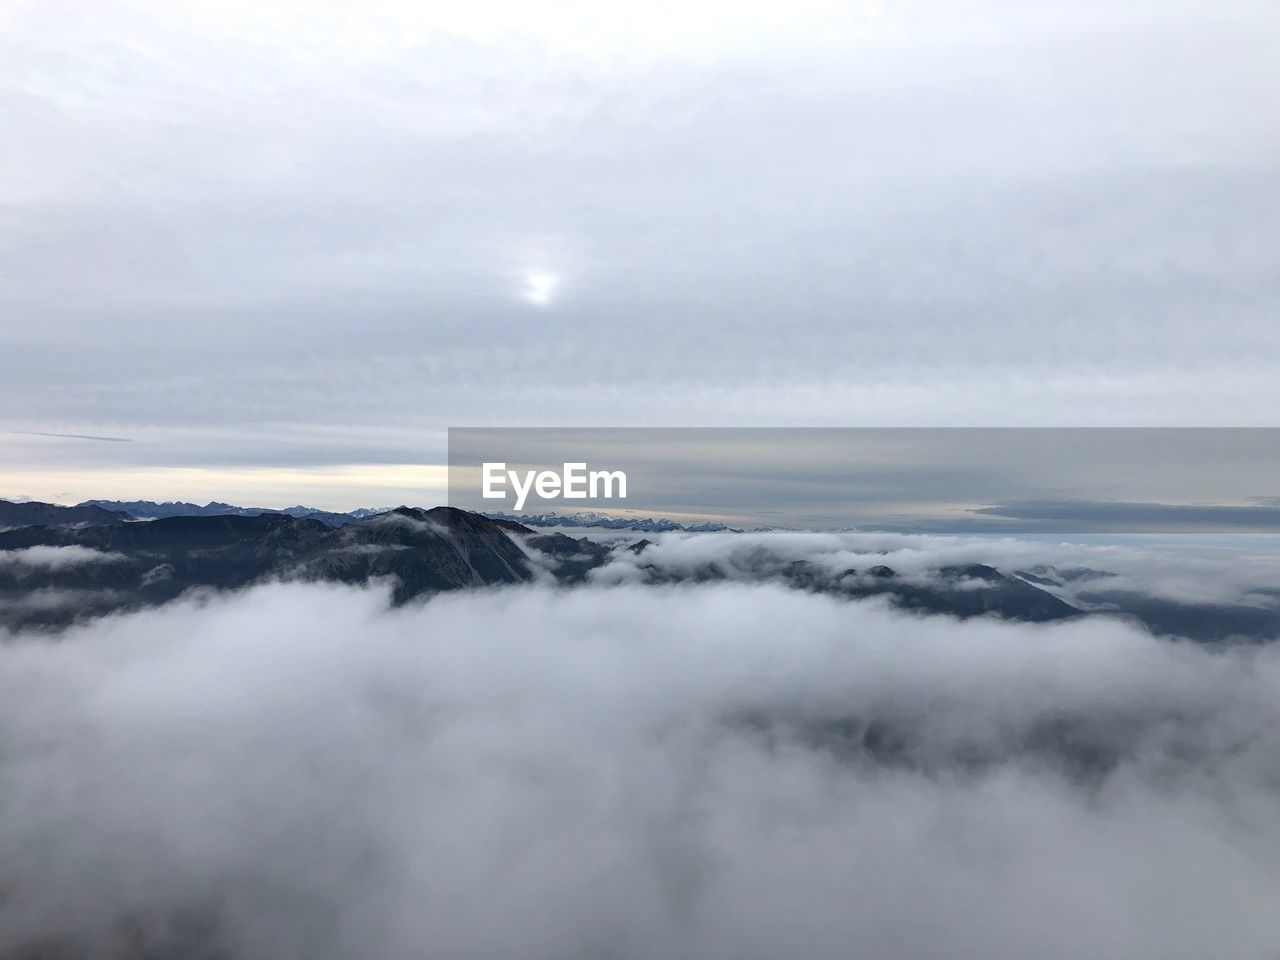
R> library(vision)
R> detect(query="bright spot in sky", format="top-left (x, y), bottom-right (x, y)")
top-left (524, 271), bottom-right (558, 306)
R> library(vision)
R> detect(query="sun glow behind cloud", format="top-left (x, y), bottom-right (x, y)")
top-left (523, 271), bottom-right (558, 306)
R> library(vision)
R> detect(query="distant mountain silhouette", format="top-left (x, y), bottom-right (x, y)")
top-left (482, 510), bottom-right (741, 532)
top-left (79, 499), bottom-right (360, 526)
top-left (55, 499), bottom-right (747, 533)
top-left (2, 500), bottom-right (1277, 642)
top-left (0, 498), bottom-right (129, 528)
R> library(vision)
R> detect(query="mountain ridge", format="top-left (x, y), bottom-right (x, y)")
top-left (4, 499), bottom-right (1276, 643)
top-left (63, 499), bottom-right (747, 533)
top-left (77, 498), bottom-right (361, 527)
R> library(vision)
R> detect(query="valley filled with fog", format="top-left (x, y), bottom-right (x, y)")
top-left (4, 556), bottom-right (1280, 958)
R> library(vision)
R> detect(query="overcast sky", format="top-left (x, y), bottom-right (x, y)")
top-left (2, 0), bottom-right (1278, 507)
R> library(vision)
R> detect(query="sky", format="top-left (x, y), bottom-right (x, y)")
top-left (2, 0), bottom-right (1279, 508)
top-left (448, 427), bottom-right (1280, 530)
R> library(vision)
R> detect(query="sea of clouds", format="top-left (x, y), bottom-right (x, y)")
top-left (3, 577), bottom-right (1280, 959)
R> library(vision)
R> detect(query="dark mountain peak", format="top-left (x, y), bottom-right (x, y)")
top-left (340, 508), bottom-right (448, 543)
top-left (867, 564), bottom-right (897, 578)
top-left (489, 517), bottom-right (537, 535)
top-left (1, 499), bottom-right (131, 528)
top-left (372, 506), bottom-right (478, 527)
top-left (421, 506), bottom-right (531, 539)
top-left (422, 505), bottom-right (480, 522)
top-left (292, 506), bottom-right (536, 603)
top-left (939, 563), bottom-right (1005, 582)
top-left (385, 505), bottom-right (429, 519)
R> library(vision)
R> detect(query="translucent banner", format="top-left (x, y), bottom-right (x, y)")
top-left (448, 428), bottom-right (1280, 533)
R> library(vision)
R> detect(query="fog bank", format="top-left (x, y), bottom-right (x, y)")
top-left (3, 581), bottom-right (1279, 959)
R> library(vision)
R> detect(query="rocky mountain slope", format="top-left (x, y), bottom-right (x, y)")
top-left (3, 499), bottom-right (1277, 641)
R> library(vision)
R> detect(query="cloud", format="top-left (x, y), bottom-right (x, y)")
top-left (357, 511), bottom-right (451, 538)
top-left (590, 528), bottom-right (1280, 608)
top-left (11, 431), bottom-right (134, 443)
top-left (0, 544), bottom-right (128, 570)
top-left (0, 586), bottom-right (129, 617)
top-left (972, 498), bottom-right (1280, 532)
top-left (2, 580), bottom-right (1280, 958)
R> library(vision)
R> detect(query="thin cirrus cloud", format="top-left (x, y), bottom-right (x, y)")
top-left (12, 431), bottom-right (134, 443)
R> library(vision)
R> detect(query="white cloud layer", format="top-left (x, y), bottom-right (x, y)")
top-left (591, 528), bottom-right (1280, 607)
top-left (3, 580), bottom-right (1280, 958)
top-left (0, 544), bottom-right (127, 570)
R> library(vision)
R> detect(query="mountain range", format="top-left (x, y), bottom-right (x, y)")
top-left (480, 510), bottom-right (741, 532)
top-left (58, 500), bottom-right (744, 532)
top-left (2, 498), bottom-right (1278, 642)
top-left (76, 498), bottom-right (367, 526)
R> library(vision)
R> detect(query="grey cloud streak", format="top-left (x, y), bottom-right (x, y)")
top-left (971, 498), bottom-right (1280, 531)
top-left (11, 431), bottom-right (134, 443)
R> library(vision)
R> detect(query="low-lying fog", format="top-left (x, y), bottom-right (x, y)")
top-left (3, 579), bottom-right (1280, 959)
